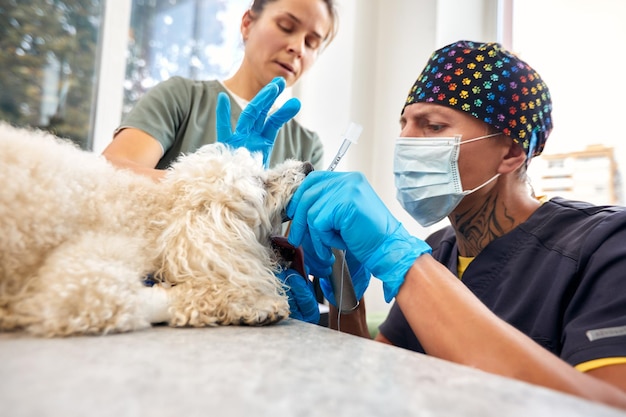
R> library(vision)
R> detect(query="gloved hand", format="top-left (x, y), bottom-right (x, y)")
top-left (318, 250), bottom-right (371, 307)
top-left (286, 171), bottom-right (431, 302)
top-left (275, 268), bottom-right (320, 324)
top-left (216, 76), bottom-right (301, 168)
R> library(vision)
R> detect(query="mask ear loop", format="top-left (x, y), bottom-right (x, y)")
top-left (458, 131), bottom-right (502, 146)
top-left (456, 131), bottom-right (505, 195)
top-left (462, 172), bottom-right (501, 195)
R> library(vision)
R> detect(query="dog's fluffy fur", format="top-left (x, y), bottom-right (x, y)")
top-left (0, 122), bottom-right (312, 337)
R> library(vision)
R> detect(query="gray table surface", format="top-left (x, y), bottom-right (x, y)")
top-left (1, 319), bottom-right (625, 417)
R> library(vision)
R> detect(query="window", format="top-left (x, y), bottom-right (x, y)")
top-left (514, 0), bottom-right (626, 204)
top-left (0, 0), bottom-right (104, 149)
top-left (123, 0), bottom-right (249, 115)
top-left (1, 0), bottom-right (248, 150)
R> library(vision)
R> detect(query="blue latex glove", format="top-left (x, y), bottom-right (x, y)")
top-left (318, 250), bottom-right (371, 307)
top-left (275, 268), bottom-right (320, 324)
top-left (286, 171), bottom-right (432, 302)
top-left (216, 77), bottom-right (301, 168)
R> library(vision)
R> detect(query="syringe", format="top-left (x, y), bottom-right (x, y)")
top-left (326, 122), bottom-right (363, 172)
top-left (326, 122), bottom-right (363, 314)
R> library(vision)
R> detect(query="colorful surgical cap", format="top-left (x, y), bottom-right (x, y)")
top-left (403, 40), bottom-right (553, 158)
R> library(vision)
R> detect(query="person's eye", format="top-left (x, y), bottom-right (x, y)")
top-left (277, 19), bottom-right (294, 33)
top-left (419, 119), bottom-right (445, 134)
top-left (428, 124), bottom-right (445, 132)
top-left (305, 36), bottom-right (321, 50)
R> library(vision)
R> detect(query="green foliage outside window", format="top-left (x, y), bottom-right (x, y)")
top-left (0, 0), bottom-right (103, 149)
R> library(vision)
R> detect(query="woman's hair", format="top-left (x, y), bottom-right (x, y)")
top-left (249, 0), bottom-right (338, 47)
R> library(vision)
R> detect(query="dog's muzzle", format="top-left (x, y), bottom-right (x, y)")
top-left (280, 162), bottom-right (314, 223)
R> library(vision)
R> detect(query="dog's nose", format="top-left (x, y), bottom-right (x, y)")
top-left (303, 162), bottom-right (314, 176)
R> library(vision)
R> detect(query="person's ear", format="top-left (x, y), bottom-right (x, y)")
top-left (241, 10), bottom-right (254, 41)
top-left (498, 140), bottom-right (527, 174)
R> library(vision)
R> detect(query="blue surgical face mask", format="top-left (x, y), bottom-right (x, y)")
top-left (393, 133), bottom-right (501, 227)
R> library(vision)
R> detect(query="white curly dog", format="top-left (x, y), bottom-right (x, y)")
top-left (0, 122), bottom-right (312, 337)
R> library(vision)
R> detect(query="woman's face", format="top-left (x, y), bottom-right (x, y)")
top-left (241, 0), bottom-right (332, 87)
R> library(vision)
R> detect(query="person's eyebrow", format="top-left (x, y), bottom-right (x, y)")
top-left (409, 106), bottom-right (456, 120)
top-left (284, 12), bottom-right (324, 40)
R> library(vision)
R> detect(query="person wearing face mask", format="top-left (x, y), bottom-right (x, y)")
top-left (284, 40), bottom-right (626, 409)
top-left (102, 0), bottom-right (337, 180)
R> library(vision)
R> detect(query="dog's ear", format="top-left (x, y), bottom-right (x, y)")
top-left (154, 198), bottom-right (262, 282)
top-left (154, 142), bottom-right (284, 288)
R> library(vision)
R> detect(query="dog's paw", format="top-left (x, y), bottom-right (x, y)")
top-left (165, 283), bottom-right (289, 327)
top-left (235, 298), bottom-right (289, 326)
top-left (138, 285), bottom-right (171, 324)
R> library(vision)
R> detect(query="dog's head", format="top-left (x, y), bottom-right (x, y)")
top-left (262, 157), bottom-right (314, 234)
top-left (155, 143), bottom-right (312, 283)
